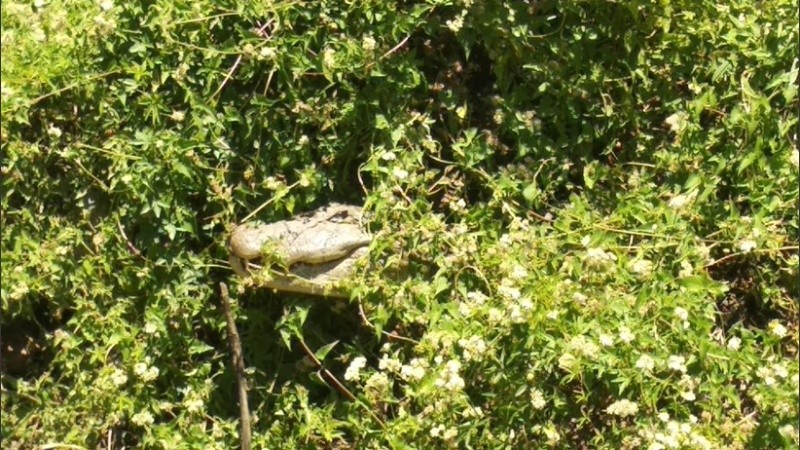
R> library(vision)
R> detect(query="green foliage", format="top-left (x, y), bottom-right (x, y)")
top-left (2, 0), bottom-right (797, 448)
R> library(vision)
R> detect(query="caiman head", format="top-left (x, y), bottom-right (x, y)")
top-left (228, 203), bottom-right (371, 297)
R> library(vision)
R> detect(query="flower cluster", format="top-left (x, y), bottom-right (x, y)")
top-left (605, 399), bottom-right (639, 417)
top-left (434, 360), bottom-right (465, 391)
top-left (344, 356), bottom-right (367, 381)
top-left (640, 414), bottom-right (714, 450)
top-left (458, 336), bottom-right (488, 362)
top-left (134, 361), bottom-right (160, 382)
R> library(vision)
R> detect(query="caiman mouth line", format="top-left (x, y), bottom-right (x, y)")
top-left (228, 204), bottom-right (371, 297)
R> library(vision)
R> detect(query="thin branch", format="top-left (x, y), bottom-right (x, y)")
top-left (171, 11), bottom-right (240, 25)
top-left (116, 220), bottom-right (145, 259)
top-left (262, 69), bottom-right (276, 96)
top-left (219, 282), bottom-right (252, 450)
top-left (381, 35), bottom-right (410, 60)
top-left (210, 55), bottom-right (244, 100)
top-left (72, 157), bottom-right (110, 192)
top-left (703, 246), bottom-right (799, 269)
top-left (211, 20), bottom-right (273, 101)
top-left (239, 180), bottom-right (300, 223)
top-left (295, 338), bottom-right (386, 428)
top-left (2, 71), bottom-right (119, 114)
top-left (358, 302), bottom-right (420, 345)
top-left (40, 445), bottom-right (88, 450)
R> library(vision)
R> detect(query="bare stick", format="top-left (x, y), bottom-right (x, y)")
top-left (239, 180), bottom-right (300, 223)
top-left (381, 35), bottom-right (410, 60)
top-left (295, 338), bottom-right (386, 428)
top-left (220, 282), bottom-right (252, 450)
top-left (116, 219), bottom-right (145, 259)
top-left (358, 302), bottom-right (420, 345)
top-left (211, 20), bottom-right (273, 100)
top-left (703, 245), bottom-right (799, 269)
top-left (211, 55), bottom-right (244, 100)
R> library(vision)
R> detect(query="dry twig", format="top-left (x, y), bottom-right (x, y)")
top-left (295, 337), bottom-right (386, 428)
top-left (219, 282), bottom-right (252, 450)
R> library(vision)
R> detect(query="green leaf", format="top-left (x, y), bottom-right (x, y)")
top-left (314, 340), bottom-right (340, 362)
top-left (583, 165), bottom-right (596, 190)
top-left (523, 183), bottom-right (538, 203)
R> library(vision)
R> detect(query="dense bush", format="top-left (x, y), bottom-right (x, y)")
top-left (2, 0), bottom-right (797, 448)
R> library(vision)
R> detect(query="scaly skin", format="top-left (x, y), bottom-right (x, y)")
top-left (228, 204), bottom-right (371, 297)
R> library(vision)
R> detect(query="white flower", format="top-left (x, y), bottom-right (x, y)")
top-left (727, 336), bottom-right (741, 350)
top-left (258, 46), bottom-right (276, 60)
top-left (361, 36), bottom-right (376, 52)
top-left (322, 48), bottom-right (336, 68)
top-left (629, 258), bottom-right (653, 276)
top-left (170, 110), bottom-right (185, 122)
top-left (450, 198), bottom-right (467, 211)
top-left (543, 425), bottom-right (560, 445)
top-left (606, 399), bottom-right (639, 417)
top-left (678, 260), bottom-right (693, 278)
top-left (493, 109), bottom-right (505, 125)
top-left (364, 372), bottom-right (391, 399)
top-left (100, 0), bottom-right (114, 11)
top-left (392, 167), bottom-right (409, 180)
top-left (380, 151), bottom-right (396, 161)
top-left (790, 149), bottom-right (799, 168)
top-left (618, 326), bottom-right (634, 344)
top-left (0, 83), bottom-right (13, 99)
top-left (779, 424), bottom-right (798, 441)
top-left (143, 322), bottom-right (158, 334)
top-left (400, 358), bottom-right (427, 381)
top-left (658, 412), bottom-right (670, 422)
top-left (32, 27), bottom-right (47, 42)
top-left (430, 424), bottom-right (444, 438)
top-left (434, 360), bottom-right (465, 391)
top-left (47, 125), bottom-right (63, 138)
top-left (558, 353), bottom-right (577, 370)
top-left (459, 336), bottom-right (488, 362)
top-left (674, 307), bottom-right (689, 321)
top-left (131, 411), bottom-right (154, 426)
top-left (458, 301), bottom-right (475, 317)
top-left (111, 368), bottom-right (128, 386)
top-left (34, 0), bottom-right (47, 7)
top-left (498, 285), bottom-right (521, 300)
top-left (185, 396), bottom-right (204, 413)
top-left (738, 239), bottom-right (757, 253)
top-left (134, 362), bottom-right (159, 381)
top-left (569, 335), bottom-right (599, 358)
top-left (344, 356), bottom-right (367, 381)
top-left (508, 304), bottom-right (525, 323)
top-left (599, 334), bottom-right (614, 347)
top-left (668, 192), bottom-right (695, 209)
top-left (487, 307), bottom-right (504, 325)
top-left (378, 355), bottom-right (401, 373)
top-left (772, 363), bottom-right (788, 379)
top-left (768, 320), bottom-right (788, 338)
top-left (680, 390), bottom-right (696, 401)
top-left (572, 292), bottom-right (588, 304)
top-left (756, 366), bottom-right (775, 386)
top-left (511, 265), bottom-right (528, 279)
top-left (667, 355), bottom-right (687, 373)
top-left (664, 112), bottom-right (688, 133)
top-left (530, 388), bottom-right (546, 409)
top-left (546, 309), bottom-right (560, 320)
top-left (635, 354), bottom-right (655, 372)
top-left (585, 247), bottom-right (617, 266)
top-left (446, 16), bottom-right (464, 32)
